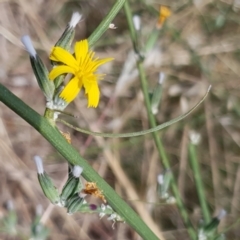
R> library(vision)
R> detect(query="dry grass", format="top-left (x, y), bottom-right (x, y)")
top-left (0, 0), bottom-right (240, 239)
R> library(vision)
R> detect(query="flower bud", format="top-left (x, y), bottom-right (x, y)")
top-left (198, 210), bottom-right (227, 240)
top-left (54, 12), bottom-right (82, 50)
top-left (52, 12), bottom-right (82, 88)
top-left (151, 72), bottom-right (165, 115)
top-left (38, 173), bottom-right (60, 205)
top-left (3, 200), bottom-right (17, 235)
top-left (67, 192), bottom-right (86, 215)
top-left (157, 170), bottom-right (172, 199)
top-left (31, 205), bottom-right (49, 239)
top-left (60, 165), bottom-right (83, 206)
top-left (33, 156), bottom-right (60, 205)
top-left (21, 36), bottom-right (55, 102)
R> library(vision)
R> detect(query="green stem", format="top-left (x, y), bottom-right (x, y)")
top-left (189, 143), bottom-right (211, 223)
top-left (0, 84), bottom-right (159, 240)
top-left (139, 60), bottom-right (196, 240)
top-left (88, 0), bottom-right (126, 47)
top-left (124, 1), bottom-right (197, 239)
top-left (57, 89), bottom-right (210, 138)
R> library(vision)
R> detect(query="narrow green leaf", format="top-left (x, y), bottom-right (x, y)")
top-left (57, 86), bottom-right (211, 138)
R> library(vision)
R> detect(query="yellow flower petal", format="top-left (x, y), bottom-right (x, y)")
top-left (59, 77), bottom-right (82, 103)
top-left (82, 77), bottom-right (95, 94)
top-left (49, 66), bottom-right (75, 80)
top-left (74, 40), bottom-right (88, 65)
top-left (87, 82), bottom-right (100, 108)
top-left (50, 47), bottom-right (78, 70)
top-left (89, 58), bottom-right (114, 73)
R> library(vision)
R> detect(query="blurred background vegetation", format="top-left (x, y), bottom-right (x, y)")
top-left (0, 0), bottom-right (240, 239)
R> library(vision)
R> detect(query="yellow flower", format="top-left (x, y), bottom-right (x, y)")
top-left (49, 40), bottom-right (113, 107)
top-left (157, 6), bottom-right (171, 29)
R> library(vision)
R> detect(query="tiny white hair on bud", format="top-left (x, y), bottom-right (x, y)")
top-left (72, 165), bottom-right (83, 177)
top-left (157, 174), bottom-right (164, 185)
top-left (33, 155), bottom-right (44, 174)
top-left (217, 209), bottom-right (227, 220)
top-left (133, 15), bottom-right (141, 31)
top-left (158, 72), bottom-right (165, 84)
top-left (69, 12), bottom-right (82, 28)
top-left (109, 23), bottom-right (117, 29)
top-left (21, 35), bottom-right (37, 58)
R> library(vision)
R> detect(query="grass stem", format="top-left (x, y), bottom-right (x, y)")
top-left (188, 142), bottom-right (211, 223)
top-left (88, 0), bottom-right (126, 47)
top-left (124, 1), bottom-right (197, 239)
